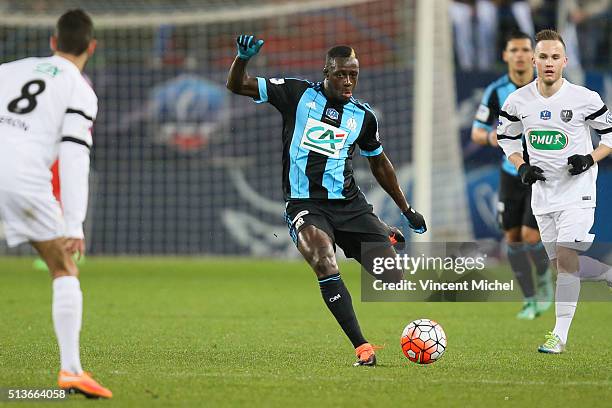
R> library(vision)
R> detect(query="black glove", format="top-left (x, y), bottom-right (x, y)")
top-left (403, 207), bottom-right (427, 234)
top-left (567, 154), bottom-right (594, 176)
top-left (518, 163), bottom-right (546, 185)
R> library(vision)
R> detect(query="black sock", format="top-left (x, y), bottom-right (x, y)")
top-left (318, 273), bottom-right (367, 348)
top-left (527, 242), bottom-right (550, 278)
top-left (507, 244), bottom-right (535, 299)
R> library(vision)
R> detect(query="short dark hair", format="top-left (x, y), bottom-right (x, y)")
top-left (325, 45), bottom-right (356, 68)
top-left (535, 29), bottom-right (565, 50)
top-left (327, 45), bottom-right (355, 59)
top-left (56, 9), bottom-right (93, 55)
top-left (505, 31), bottom-right (533, 48)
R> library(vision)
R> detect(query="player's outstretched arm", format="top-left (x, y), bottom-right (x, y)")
top-left (367, 153), bottom-right (427, 234)
top-left (226, 35), bottom-right (264, 98)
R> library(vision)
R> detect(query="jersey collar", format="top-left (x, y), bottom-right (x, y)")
top-left (51, 54), bottom-right (82, 75)
top-left (534, 78), bottom-right (568, 102)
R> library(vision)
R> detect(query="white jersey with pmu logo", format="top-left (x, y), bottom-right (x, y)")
top-left (0, 55), bottom-right (97, 237)
top-left (497, 79), bottom-right (612, 215)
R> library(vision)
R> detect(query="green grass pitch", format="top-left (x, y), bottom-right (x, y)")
top-left (1, 257), bottom-right (611, 407)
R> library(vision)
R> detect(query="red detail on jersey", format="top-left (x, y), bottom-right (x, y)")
top-left (51, 160), bottom-right (61, 203)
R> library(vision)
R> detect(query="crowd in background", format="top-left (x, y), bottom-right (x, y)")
top-left (451, 0), bottom-right (611, 72)
top-left (4, 0), bottom-right (609, 73)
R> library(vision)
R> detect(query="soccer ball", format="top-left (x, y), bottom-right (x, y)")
top-left (400, 318), bottom-right (447, 364)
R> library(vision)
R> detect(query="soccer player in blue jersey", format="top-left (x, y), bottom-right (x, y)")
top-left (227, 35), bottom-right (427, 366)
top-left (471, 32), bottom-right (552, 320)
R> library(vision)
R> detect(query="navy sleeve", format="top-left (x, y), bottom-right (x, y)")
top-left (254, 77), bottom-right (310, 114)
top-left (357, 108), bottom-right (383, 157)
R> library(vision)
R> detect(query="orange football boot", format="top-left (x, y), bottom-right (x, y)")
top-left (354, 343), bottom-right (381, 366)
top-left (58, 370), bottom-right (113, 399)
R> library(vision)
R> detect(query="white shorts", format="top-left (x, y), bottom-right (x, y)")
top-left (535, 208), bottom-right (595, 260)
top-left (0, 190), bottom-right (65, 247)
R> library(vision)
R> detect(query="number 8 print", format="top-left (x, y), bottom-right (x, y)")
top-left (7, 79), bottom-right (46, 114)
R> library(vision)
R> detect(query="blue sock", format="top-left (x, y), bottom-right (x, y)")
top-left (526, 242), bottom-right (550, 278)
top-left (508, 243), bottom-right (535, 299)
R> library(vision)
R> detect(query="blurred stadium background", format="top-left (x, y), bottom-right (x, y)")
top-left (0, 0), bottom-right (610, 256)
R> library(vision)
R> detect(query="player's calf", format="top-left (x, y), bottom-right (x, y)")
top-left (31, 238), bottom-right (79, 279)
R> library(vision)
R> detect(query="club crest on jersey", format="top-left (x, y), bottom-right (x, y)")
top-left (325, 108), bottom-right (339, 120)
top-left (300, 117), bottom-right (347, 158)
top-left (540, 110), bottom-right (551, 120)
top-left (346, 118), bottom-right (357, 131)
top-left (560, 110), bottom-right (573, 122)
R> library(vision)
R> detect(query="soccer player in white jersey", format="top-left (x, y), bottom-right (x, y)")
top-left (0, 10), bottom-right (112, 397)
top-left (498, 29), bottom-right (612, 354)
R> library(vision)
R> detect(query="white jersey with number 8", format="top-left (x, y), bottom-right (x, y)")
top-left (0, 55), bottom-right (97, 241)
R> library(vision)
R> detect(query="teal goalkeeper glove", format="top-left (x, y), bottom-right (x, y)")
top-left (236, 35), bottom-right (264, 60)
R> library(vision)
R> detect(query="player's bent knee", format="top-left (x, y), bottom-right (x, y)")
top-left (555, 247), bottom-right (579, 274)
top-left (504, 228), bottom-right (521, 243)
top-left (310, 252), bottom-right (339, 277)
top-left (32, 239), bottom-right (79, 278)
top-left (521, 227), bottom-right (541, 245)
top-left (305, 251), bottom-right (339, 278)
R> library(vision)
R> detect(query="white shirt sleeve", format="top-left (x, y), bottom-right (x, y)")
top-left (585, 91), bottom-right (612, 148)
top-left (59, 142), bottom-right (90, 238)
top-left (497, 96), bottom-right (524, 158)
top-left (59, 82), bottom-right (97, 238)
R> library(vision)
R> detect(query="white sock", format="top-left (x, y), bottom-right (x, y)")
top-left (553, 273), bottom-right (580, 344)
top-left (578, 256), bottom-right (612, 282)
top-left (52, 276), bottom-right (83, 375)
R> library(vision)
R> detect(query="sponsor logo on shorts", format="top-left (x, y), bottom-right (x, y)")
top-left (291, 210), bottom-right (309, 227)
top-left (582, 196), bottom-right (591, 200)
top-left (528, 130), bottom-right (568, 150)
top-left (329, 294), bottom-right (341, 302)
